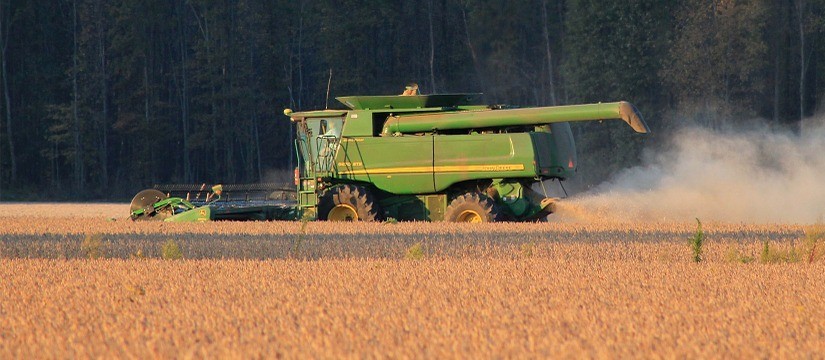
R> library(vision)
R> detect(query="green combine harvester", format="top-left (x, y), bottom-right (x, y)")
top-left (130, 93), bottom-right (648, 222)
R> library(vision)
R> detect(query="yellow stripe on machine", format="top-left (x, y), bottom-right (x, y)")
top-left (339, 164), bottom-right (524, 175)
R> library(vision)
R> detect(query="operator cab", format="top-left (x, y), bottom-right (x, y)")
top-left (287, 109), bottom-right (346, 174)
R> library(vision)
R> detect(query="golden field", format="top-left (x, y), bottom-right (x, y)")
top-left (1, 203), bottom-right (824, 358)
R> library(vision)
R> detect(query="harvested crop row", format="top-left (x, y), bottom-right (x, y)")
top-left (0, 218), bottom-right (809, 262)
top-left (0, 214), bottom-right (805, 236)
top-left (0, 232), bottom-right (813, 263)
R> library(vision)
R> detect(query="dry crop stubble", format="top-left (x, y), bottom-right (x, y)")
top-left (1, 203), bottom-right (823, 358)
top-left (0, 203), bottom-right (124, 219)
top-left (1, 259), bottom-right (824, 358)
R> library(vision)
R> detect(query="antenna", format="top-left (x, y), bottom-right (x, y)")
top-left (325, 69), bottom-right (332, 109)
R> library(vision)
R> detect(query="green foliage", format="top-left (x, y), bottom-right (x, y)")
top-left (291, 219), bottom-right (309, 257)
top-left (405, 242), bottom-right (424, 260)
top-left (803, 225), bottom-right (825, 263)
top-left (520, 242), bottom-right (535, 258)
top-left (81, 234), bottom-right (106, 259)
top-left (161, 240), bottom-right (183, 260)
top-left (563, 0), bottom-right (675, 184)
top-left (130, 249), bottom-right (146, 260)
top-left (724, 247), bottom-right (754, 264)
top-left (690, 218), bottom-right (704, 262)
top-left (662, 0), bottom-right (770, 120)
top-left (760, 240), bottom-right (800, 264)
top-left (722, 225), bottom-right (825, 265)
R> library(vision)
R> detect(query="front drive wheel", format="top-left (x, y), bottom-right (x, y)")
top-left (318, 184), bottom-right (381, 222)
top-left (444, 192), bottom-right (499, 223)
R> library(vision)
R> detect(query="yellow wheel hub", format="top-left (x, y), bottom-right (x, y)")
top-left (456, 210), bottom-right (483, 223)
top-left (328, 204), bottom-right (359, 221)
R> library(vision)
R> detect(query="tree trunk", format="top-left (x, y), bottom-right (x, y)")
top-left (0, 0), bottom-right (16, 186)
top-left (72, 0), bottom-right (84, 193)
top-left (252, 109), bottom-right (261, 182)
top-left (144, 62), bottom-right (156, 184)
top-left (178, 0), bottom-right (190, 182)
top-left (773, 50), bottom-right (780, 124)
top-left (97, 0), bottom-right (108, 191)
top-left (205, 17), bottom-right (219, 180)
top-left (428, 0), bottom-right (437, 94)
top-left (225, 2), bottom-right (236, 183)
top-left (460, 4), bottom-right (485, 97)
top-left (205, 19), bottom-right (218, 180)
top-left (189, 2), bottom-right (218, 179)
top-left (796, 0), bottom-right (805, 121)
top-left (297, 1), bottom-right (304, 110)
top-left (541, 0), bottom-right (557, 106)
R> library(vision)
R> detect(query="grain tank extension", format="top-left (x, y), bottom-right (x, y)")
top-left (129, 93), bottom-right (648, 222)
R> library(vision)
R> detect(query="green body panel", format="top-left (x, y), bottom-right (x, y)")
top-left (432, 133), bottom-right (537, 192)
top-left (165, 205), bottom-right (211, 222)
top-left (340, 111), bottom-right (372, 137)
top-left (333, 132), bottom-right (560, 196)
top-left (335, 136), bottom-right (435, 194)
top-left (382, 101), bottom-right (649, 135)
top-left (130, 197), bottom-right (197, 220)
top-left (380, 194), bottom-right (446, 221)
top-left (157, 202), bottom-right (300, 222)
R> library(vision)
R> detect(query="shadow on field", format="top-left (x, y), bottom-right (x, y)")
top-left (0, 227), bottom-right (804, 260)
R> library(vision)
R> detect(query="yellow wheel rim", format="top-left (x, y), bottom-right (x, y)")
top-left (328, 204), bottom-right (359, 221)
top-left (456, 210), bottom-right (483, 223)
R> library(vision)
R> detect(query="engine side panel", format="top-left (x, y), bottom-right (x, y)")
top-left (335, 136), bottom-right (436, 194)
top-left (433, 133), bottom-right (537, 192)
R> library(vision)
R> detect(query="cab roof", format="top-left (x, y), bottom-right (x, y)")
top-left (288, 109), bottom-right (348, 119)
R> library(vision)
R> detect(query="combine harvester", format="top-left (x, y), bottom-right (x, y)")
top-left (130, 93), bottom-right (649, 222)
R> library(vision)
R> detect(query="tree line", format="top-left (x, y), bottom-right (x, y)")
top-left (0, 0), bottom-right (822, 199)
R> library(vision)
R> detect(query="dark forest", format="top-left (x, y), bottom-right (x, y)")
top-left (0, 0), bottom-right (822, 200)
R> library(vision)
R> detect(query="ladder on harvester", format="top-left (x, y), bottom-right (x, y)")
top-left (295, 120), bottom-right (342, 218)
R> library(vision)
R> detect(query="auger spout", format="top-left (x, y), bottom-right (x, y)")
top-left (382, 101), bottom-right (649, 135)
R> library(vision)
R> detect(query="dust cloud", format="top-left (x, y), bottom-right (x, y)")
top-left (557, 119), bottom-right (825, 224)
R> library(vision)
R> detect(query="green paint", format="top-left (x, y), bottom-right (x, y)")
top-left (165, 205), bottom-right (211, 222)
top-left (383, 101), bottom-right (649, 135)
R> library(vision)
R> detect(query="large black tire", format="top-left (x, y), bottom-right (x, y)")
top-left (318, 184), bottom-right (382, 222)
top-left (444, 192), bottom-right (500, 223)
